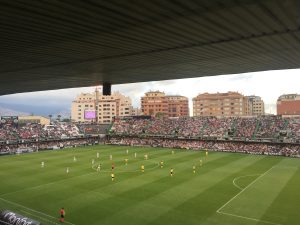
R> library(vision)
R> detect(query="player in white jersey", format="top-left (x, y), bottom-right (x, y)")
top-left (66, 167), bottom-right (69, 174)
top-left (110, 154), bottom-right (113, 160)
top-left (97, 152), bottom-right (99, 158)
top-left (41, 161), bottom-right (44, 168)
top-left (73, 156), bottom-right (77, 162)
top-left (134, 152), bottom-right (137, 158)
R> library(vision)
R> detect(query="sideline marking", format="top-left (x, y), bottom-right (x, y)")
top-left (232, 174), bottom-right (261, 190)
top-left (21, 210), bottom-right (60, 225)
top-left (0, 197), bottom-right (76, 225)
top-left (217, 211), bottom-right (281, 225)
top-left (217, 166), bottom-right (282, 225)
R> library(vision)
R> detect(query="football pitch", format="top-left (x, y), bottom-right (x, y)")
top-left (0, 145), bottom-right (299, 225)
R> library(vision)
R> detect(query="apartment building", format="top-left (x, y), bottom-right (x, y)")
top-left (246, 95), bottom-right (265, 115)
top-left (193, 92), bottom-right (251, 116)
top-left (71, 89), bottom-right (132, 124)
top-left (141, 91), bottom-right (189, 117)
top-left (277, 94), bottom-right (300, 115)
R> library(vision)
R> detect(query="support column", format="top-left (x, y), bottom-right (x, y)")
top-left (103, 82), bottom-right (111, 96)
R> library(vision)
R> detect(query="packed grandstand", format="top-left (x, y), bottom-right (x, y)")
top-left (0, 116), bottom-right (299, 157)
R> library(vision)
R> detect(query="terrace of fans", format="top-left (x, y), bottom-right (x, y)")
top-left (0, 116), bottom-right (299, 157)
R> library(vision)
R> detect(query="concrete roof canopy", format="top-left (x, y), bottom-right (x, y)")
top-left (1, 0), bottom-right (300, 95)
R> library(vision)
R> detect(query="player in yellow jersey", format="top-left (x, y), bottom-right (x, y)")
top-left (193, 165), bottom-right (196, 174)
top-left (141, 165), bottom-right (145, 173)
top-left (170, 168), bottom-right (174, 177)
top-left (111, 173), bottom-right (115, 181)
top-left (199, 159), bottom-right (203, 166)
top-left (206, 150), bottom-right (208, 157)
top-left (160, 160), bottom-right (164, 168)
top-left (125, 158), bottom-right (128, 165)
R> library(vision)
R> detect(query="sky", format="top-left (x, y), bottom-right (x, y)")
top-left (0, 69), bottom-right (299, 116)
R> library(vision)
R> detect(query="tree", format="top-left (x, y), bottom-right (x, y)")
top-left (57, 115), bottom-right (61, 121)
top-left (48, 115), bottom-right (52, 121)
top-left (155, 112), bottom-right (166, 118)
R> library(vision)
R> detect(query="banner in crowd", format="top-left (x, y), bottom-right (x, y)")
top-left (0, 116), bottom-right (18, 127)
top-left (0, 210), bottom-right (40, 225)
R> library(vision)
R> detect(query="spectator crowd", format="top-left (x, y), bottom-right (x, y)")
top-left (108, 116), bottom-right (299, 157)
top-left (0, 137), bottom-right (103, 155)
top-left (0, 115), bottom-right (299, 157)
top-left (0, 122), bottom-right (106, 155)
top-left (110, 116), bottom-right (299, 142)
top-left (108, 137), bottom-right (300, 157)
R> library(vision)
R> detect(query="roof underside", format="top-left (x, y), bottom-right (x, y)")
top-left (1, 0), bottom-right (300, 95)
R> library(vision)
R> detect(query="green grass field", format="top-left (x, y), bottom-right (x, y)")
top-left (0, 145), bottom-right (299, 225)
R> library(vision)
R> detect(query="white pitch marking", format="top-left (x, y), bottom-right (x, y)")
top-left (217, 210), bottom-right (281, 225)
top-left (0, 197), bottom-right (76, 225)
top-left (217, 166), bottom-right (282, 225)
top-left (232, 174), bottom-right (261, 190)
top-left (20, 210), bottom-right (60, 225)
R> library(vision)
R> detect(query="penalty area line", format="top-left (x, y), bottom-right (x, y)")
top-left (232, 174), bottom-right (261, 190)
top-left (216, 166), bottom-right (282, 225)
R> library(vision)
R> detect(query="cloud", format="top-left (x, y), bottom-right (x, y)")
top-left (0, 69), bottom-right (299, 115)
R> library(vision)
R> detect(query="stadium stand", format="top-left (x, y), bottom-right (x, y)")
top-left (0, 116), bottom-right (299, 157)
top-left (0, 122), bottom-right (106, 155)
top-left (108, 116), bottom-right (299, 157)
top-left (109, 116), bottom-right (299, 142)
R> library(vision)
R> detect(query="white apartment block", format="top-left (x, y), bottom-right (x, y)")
top-left (71, 89), bottom-right (132, 124)
top-left (246, 95), bottom-right (265, 115)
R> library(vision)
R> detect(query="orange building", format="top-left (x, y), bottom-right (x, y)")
top-left (166, 96), bottom-right (189, 117)
top-left (193, 92), bottom-right (251, 116)
top-left (141, 91), bottom-right (189, 117)
top-left (277, 94), bottom-right (300, 115)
